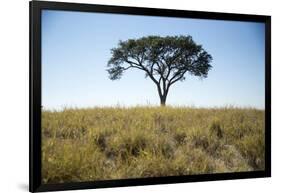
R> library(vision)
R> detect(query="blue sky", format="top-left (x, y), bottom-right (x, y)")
top-left (42, 10), bottom-right (265, 109)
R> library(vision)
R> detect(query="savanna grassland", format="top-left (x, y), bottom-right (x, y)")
top-left (42, 106), bottom-right (265, 184)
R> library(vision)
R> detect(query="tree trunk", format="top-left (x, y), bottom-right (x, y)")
top-left (160, 97), bottom-right (166, 106)
top-left (156, 83), bottom-right (169, 106)
top-left (160, 93), bottom-right (167, 106)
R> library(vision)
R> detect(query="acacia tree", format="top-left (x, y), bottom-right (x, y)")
top-left (107, 35), bottom-right (213, 106)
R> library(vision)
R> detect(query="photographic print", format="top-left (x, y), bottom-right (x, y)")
top-left (41, 9), bottom-right (266, 184)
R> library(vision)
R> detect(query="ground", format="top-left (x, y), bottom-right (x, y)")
top-left (42, 106), bottom-right (265, 184)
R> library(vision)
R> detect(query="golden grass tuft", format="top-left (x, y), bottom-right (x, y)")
top-left (42, 106), bottom-right (265, 183)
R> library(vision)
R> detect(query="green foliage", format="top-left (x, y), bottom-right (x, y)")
top-left (107, 35), bottom-right (212, 80)
top-left (42, 106), bottom-right (265, 183)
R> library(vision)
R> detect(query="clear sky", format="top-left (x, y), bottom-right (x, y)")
top-left (42, 10), bottom-right (265, 110)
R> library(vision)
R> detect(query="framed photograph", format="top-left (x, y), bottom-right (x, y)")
top-left (30, 1), bottom-right (271, 192)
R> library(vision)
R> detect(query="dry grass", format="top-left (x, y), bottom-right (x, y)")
top-left (42, 106), bottom-right (265, 184)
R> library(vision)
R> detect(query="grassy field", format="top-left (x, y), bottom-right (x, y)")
top-left (42, 106), bottom-right (265, 184)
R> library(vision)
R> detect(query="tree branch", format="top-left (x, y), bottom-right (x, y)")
top-left (169, 69), bottom-right (188, 85)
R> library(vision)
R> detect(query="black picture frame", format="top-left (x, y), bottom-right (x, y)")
top-left (29, 1), bottom-right (271, 192)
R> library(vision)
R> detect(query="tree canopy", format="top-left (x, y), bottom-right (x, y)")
top-left (107, 35), bottom-right (213, 106)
